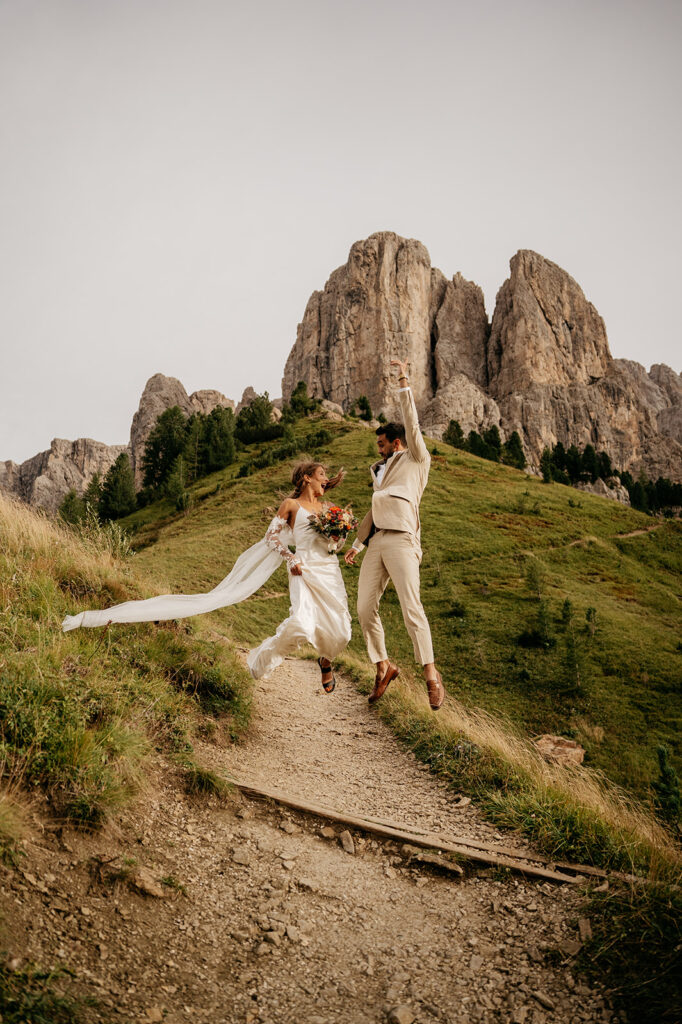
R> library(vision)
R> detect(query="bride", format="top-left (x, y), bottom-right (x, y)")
top-left (62, 461), bottom-right (352, 691)
top-left (247, 462), bottom-right (352, 687)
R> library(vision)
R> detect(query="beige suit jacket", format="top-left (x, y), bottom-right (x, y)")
top-left (355, 387), bottom-right (430, 549)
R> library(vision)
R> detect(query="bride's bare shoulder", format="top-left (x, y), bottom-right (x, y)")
top-left (275, 497), bottom-right (297, 522)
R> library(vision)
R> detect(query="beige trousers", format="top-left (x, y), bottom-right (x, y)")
top-left (357, 529), bottom-right (434, 666)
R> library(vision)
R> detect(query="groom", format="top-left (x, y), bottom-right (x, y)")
top-left (345, 359), bottom-right (445, 711)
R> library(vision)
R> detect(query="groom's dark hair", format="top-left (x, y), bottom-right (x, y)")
top-left (376, 421), bottom-right (406, 444)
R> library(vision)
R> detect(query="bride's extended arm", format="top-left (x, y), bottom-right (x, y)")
top-left (265, 500), bottom-right (303, 575)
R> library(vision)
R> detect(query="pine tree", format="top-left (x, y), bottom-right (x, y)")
top-left (443, 420), bottom-right (465, 449)
top-left (580, 444), bottom-right (599, 482)
top-left (501, 431), bottom-right (526, 469)
top-left (58, 489), bottom-right (85, 525)
top-left (84, 472), bottom-right (103, 514)
top-left (597, 450), bottom-right (613, 480)
top-left (289, 381), bottom-right (319, 417)
top-left (552, 441), bottom-right (567, 472)
top-left (203, 406), bottom-right (236, 472)
top-left (482, 426), bottom-right (502, 460)
top-left (356, 395), bottom-right (373, 421)
top-left (165, 455), bottom-right (191, 511)
top-left (235, 392), bottom-right (282, 443)
top-left (565, 444), bottom-right (582, 483)
top-left (100, 453), bottom-right (137, 520)
top-left (183, 414), bottom-right (206, 483)
top-left (142, 406), bottom-right (188, 492)
top-left (540, 448), bottom-right (553, 483)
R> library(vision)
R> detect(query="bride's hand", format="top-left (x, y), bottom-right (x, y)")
top-left (289, 562), bottom-right (303, 576)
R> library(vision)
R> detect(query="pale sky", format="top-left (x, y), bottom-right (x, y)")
top-left (1, 0), bottom-right (680, 463)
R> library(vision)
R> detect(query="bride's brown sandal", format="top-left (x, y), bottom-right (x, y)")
top-left (317, 657), bottom-right (336, 694)
top-left (426, 670), bottom-right (445, 711)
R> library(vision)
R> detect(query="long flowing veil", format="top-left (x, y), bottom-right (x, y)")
top-left (62, 536), bottom-right (284, 632)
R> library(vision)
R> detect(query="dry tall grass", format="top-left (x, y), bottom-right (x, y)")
top-left (338, 651), bottom-right (680, 874)
top-left (0, 492), bottom-right (252, 833)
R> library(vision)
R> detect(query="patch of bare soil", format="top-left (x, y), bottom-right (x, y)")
top-left (1, 660), bottom-right (622, 1024)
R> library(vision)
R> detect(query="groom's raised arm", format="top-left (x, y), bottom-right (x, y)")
top-left (392, 360), bottom-right (429, 464)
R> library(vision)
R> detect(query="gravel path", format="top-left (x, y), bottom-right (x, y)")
top-left (1, 658), bottom-right (622, 1024)
top-left (208, 657), bottom-right (530, 851)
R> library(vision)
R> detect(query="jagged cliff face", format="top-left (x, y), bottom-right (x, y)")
top-left (129, 373), bottom-right (233, 487)
top-left (1, 374), bottom-right (235, 511)
top-left (282, 233), bottom-right (437, 418)
top-left (486, 254), bottom-right (682, 478)
top-left (0, 439), bottom-right (129, 514)
top-left (282, 233), bottom-right (682, 480)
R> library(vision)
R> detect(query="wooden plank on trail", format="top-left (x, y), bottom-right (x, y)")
top-left (229, 776), bottom-right (586, 885)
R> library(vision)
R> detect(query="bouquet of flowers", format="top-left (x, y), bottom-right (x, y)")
top-left (307, 505), bottom-right (358, 552)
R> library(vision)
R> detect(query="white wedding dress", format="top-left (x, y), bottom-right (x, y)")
top-left (247, 503), bottom-right (352, 679)
top-left (62, 504), bottom-right (352, 682)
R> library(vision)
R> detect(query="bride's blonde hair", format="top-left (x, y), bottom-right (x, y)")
top-left (290, 462), bottom-right (344, 498)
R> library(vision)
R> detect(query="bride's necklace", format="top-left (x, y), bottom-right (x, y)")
top-left (298, 491), bottom-right (324, 513)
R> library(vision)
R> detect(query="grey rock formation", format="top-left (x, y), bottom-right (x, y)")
top-left (577, 478), bottom-right (631, 505)
top-left (487, 250), bottom-right (612, 395)
top-left (421, 375), bottom-right (500, 440)
top-left (2, 373), bottom-right (235, 509)
top-left (434, 272), bottom-right (490, 391)
top-left (485, 252), bottom-right (682, 479)
top-left (649, 363), bottom-right (682, 444)
top-left (282, 232), bottom-right (437, 420)
top-left (129, 373), bottom-right (233, 487)
top-left (0, 438), bottom-right (128, 513)
top-left (283, 233), bottom-right (681, 481)
top-left (235, 386), bottom-right (259, 416)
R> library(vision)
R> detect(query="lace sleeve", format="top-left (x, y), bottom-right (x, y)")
top-left (264, 515), bottom-right (301, 571)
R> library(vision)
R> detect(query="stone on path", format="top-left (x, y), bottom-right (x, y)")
top-left (130, 868), bottom-right (166, 899)
top-left (338, 830), bottom-right (355, 855)
top-left (387, 1005), bottom-right (415, 1024)
top-left (232, 845), bottom-right (251, 866)
top-left (533, 990), bottom-right (556, 1010)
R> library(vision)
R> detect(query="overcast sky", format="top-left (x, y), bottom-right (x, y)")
top-left (1, 0), bottom-right (680, 463)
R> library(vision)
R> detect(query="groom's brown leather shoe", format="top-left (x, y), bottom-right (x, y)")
top-left (426, 671), bottom-right (445, 711)
top-left (368, 663), bottom-right (399, 704)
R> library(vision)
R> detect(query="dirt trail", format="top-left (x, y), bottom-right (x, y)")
top-left (1, 659), bottom-right (621, 1024)
top-left (208, 657), bottom-right (531, 852)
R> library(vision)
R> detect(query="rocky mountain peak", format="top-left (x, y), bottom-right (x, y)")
top-left (487, 250), bottom-right (612, 398)
top-left (0, 438), bottom-right (129, 514)
top-left (1, 373), bottom-right (236, 510)
top-left (129, 374), bottom-right (233, 487)
top-left (282, 232), bottom-right (681, 481)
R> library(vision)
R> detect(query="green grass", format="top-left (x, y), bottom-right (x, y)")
top-left (581, 880), bottom-right (682, 1024)
top-left (0, 959), bottom-right (93, 1023)
top-left (3, 420), bottom-right (681, 1024)
top-left (0, 494), bottom-right (253, 835)
top-left (122, 418), bottom-right (682, 806)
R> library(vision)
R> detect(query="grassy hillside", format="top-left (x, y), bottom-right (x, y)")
top-left (0, 494), bottom-right (252, 842)
top-left (122, 417), bottom-right (681, 807)
top-left (2, 421), bottom-right (681, 1023)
